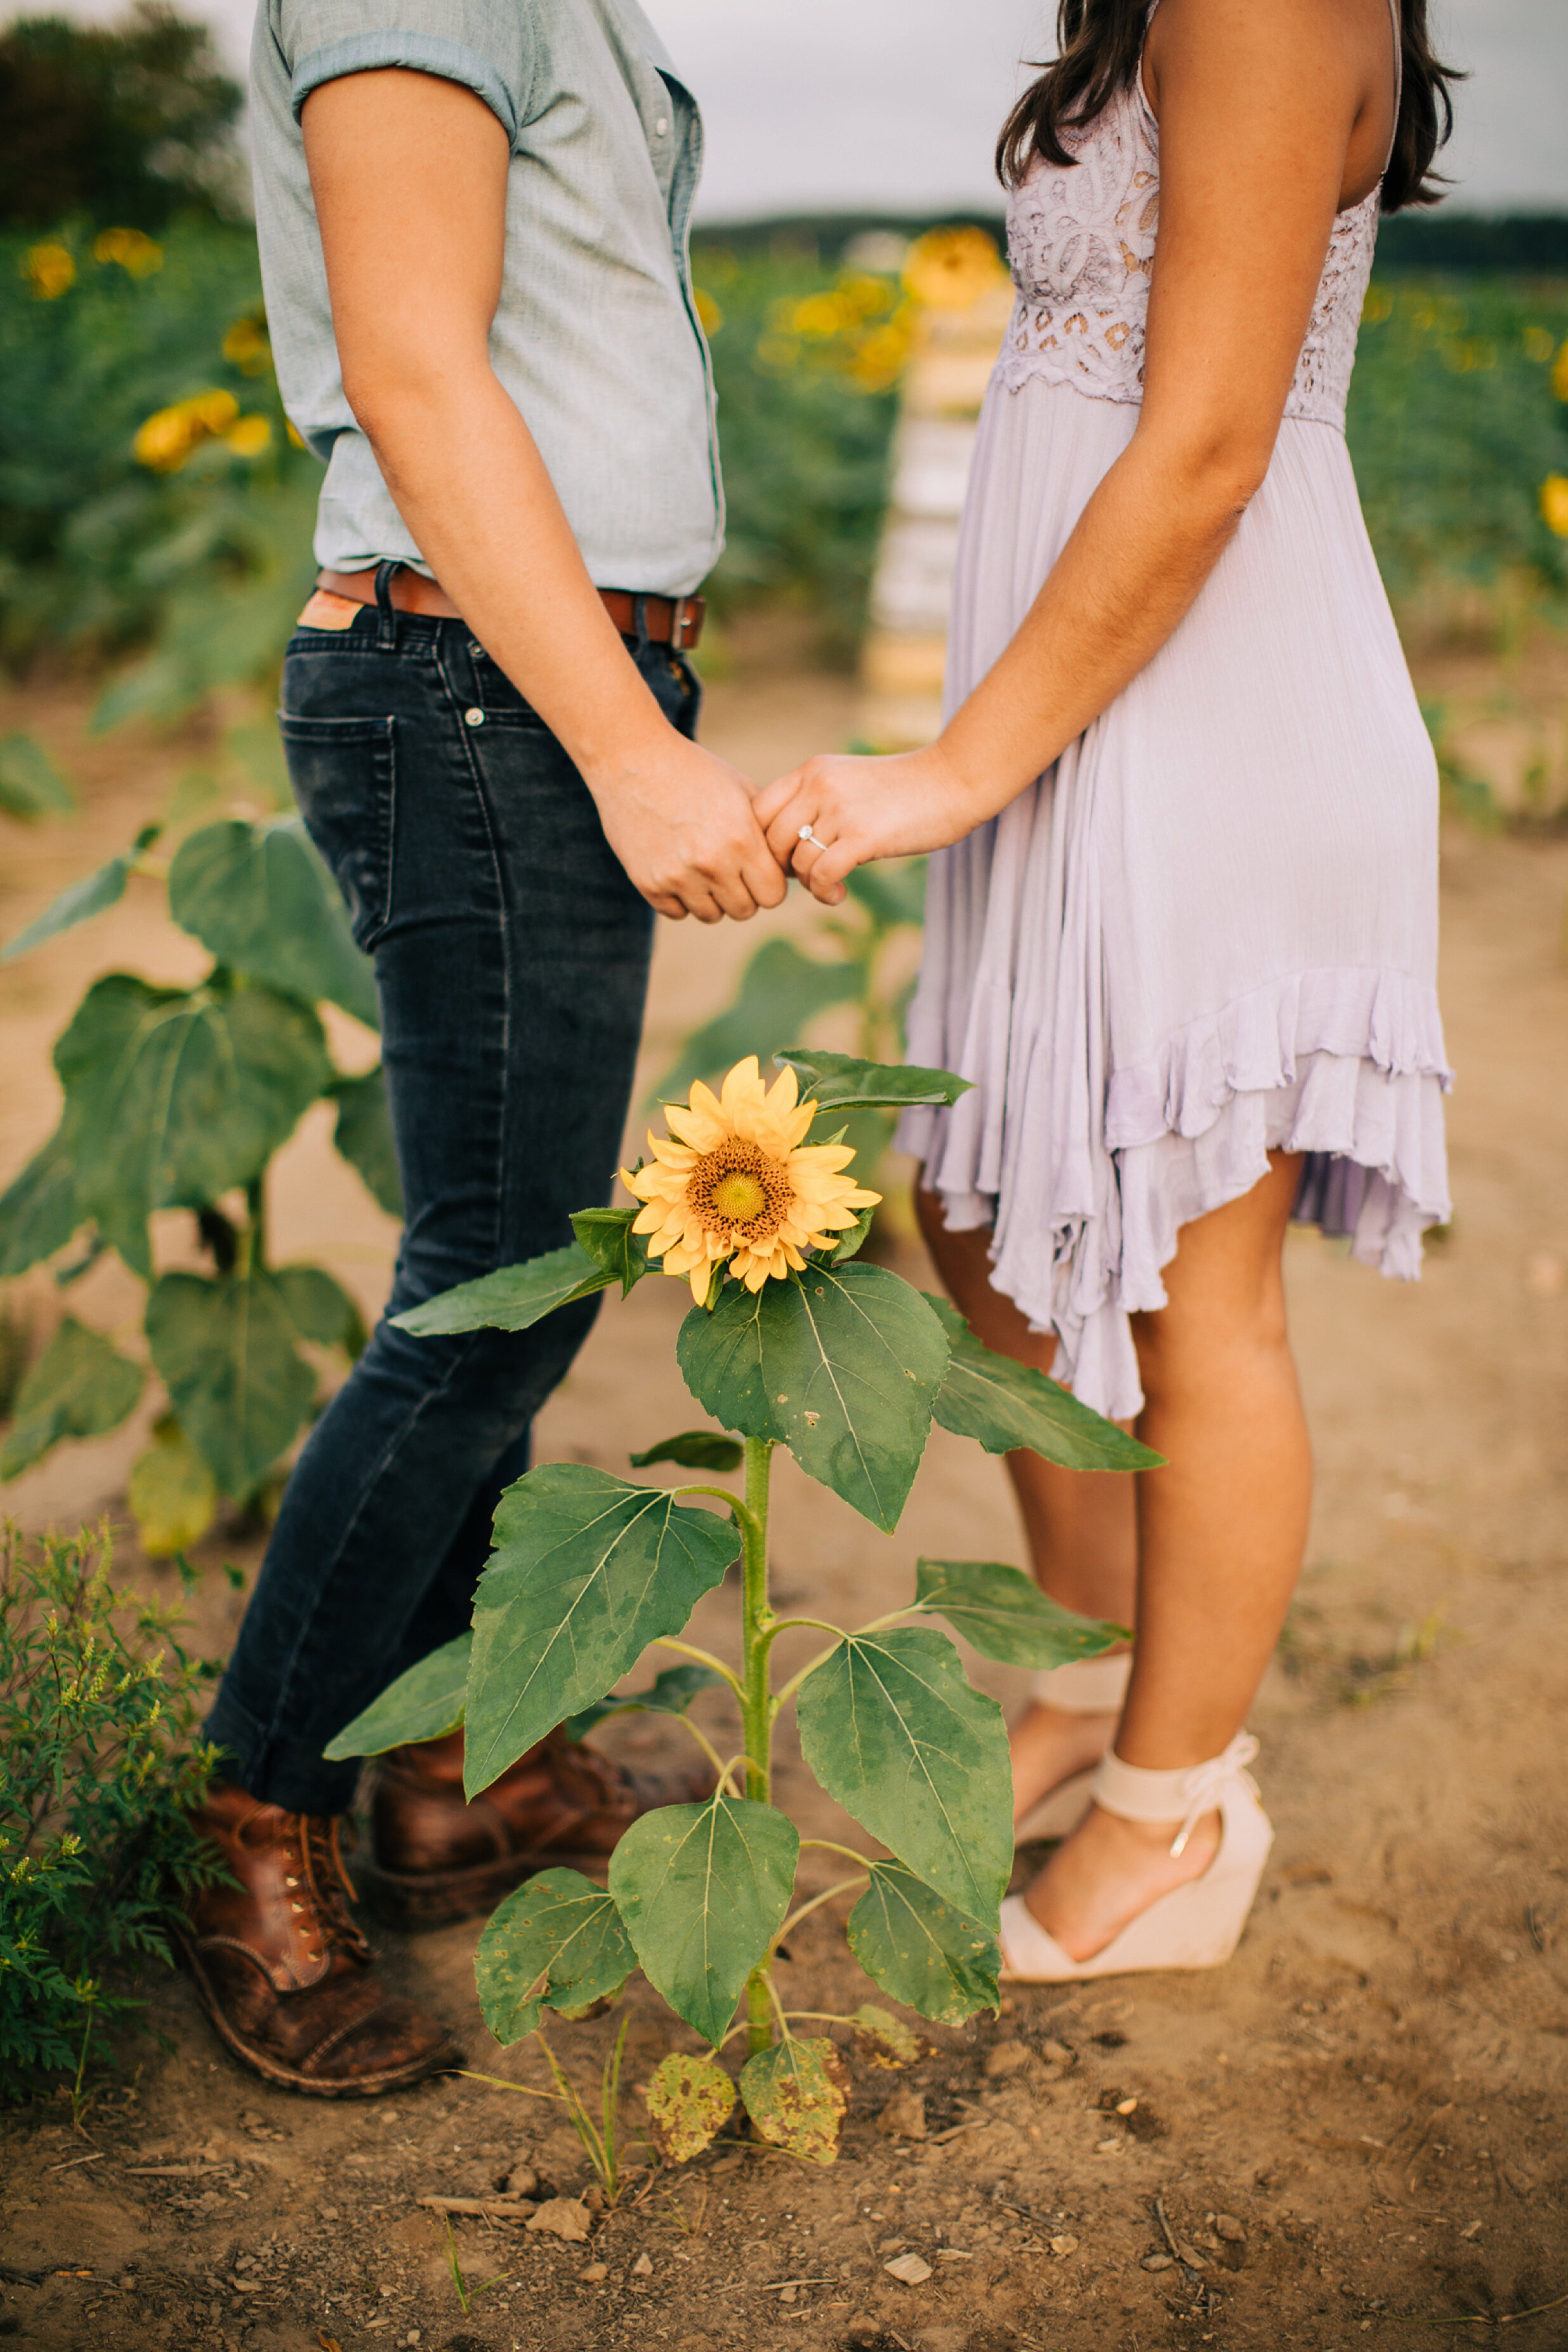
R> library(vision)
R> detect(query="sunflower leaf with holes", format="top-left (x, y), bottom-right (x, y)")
top-left (331, 1052), bottom-right (1154, 2165)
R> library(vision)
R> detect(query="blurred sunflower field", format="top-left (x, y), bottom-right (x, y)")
top-left (1347, 273), bottom-right (1568, 625)
top-left (3, 209), bottom-right (1567, 717)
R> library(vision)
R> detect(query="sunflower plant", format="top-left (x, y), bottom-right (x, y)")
top-left (327, 1050), bottom-right (1156, 2167)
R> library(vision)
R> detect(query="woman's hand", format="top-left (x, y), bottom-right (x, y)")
top-left (754, 740), bottom-right (979, 904)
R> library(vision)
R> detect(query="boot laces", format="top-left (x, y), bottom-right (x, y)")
top-left (292, 1813), bottom-right (370, 1962)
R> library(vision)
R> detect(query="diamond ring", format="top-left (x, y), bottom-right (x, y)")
top-left (797, 824), bottom-right (825, 850)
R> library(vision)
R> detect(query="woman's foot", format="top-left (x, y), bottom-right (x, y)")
top-left (1022, 1800), bottom-right (1223, 1962)
top-left (1010, 1702), bottom-right (1121, 1827)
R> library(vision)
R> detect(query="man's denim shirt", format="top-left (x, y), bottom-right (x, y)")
top-left (250, 0), bottom-right (723, 597)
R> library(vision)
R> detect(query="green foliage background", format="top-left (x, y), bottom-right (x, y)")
top-left (1, 218), bottom-right (1564, 688)
top-left (1346, 275), bottom-right (1568, 609)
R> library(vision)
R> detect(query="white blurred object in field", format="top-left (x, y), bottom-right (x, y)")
top-left (859, 281), bottom-right (1014, 750)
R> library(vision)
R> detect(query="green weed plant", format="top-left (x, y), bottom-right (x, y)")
top-left (326, 1047), bottom-right (1155, 2169)
top-left (0, 1521), bottom-right (220, 2100)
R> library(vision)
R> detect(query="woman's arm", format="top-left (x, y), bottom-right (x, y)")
top-left (756, 0), bottom-right (1397, 904)
top-left (303, 69), bottom-right (786, 926)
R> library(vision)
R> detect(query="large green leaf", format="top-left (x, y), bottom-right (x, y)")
top-left (331, 1067), bottom-right (403, 1217)
top-left (324, 1631), bottom-right (471, 1760)
top-left (608, 1793), bottom-right (798, 2048)
top-left (465, 1465), bottom-right (740, 1796)
top-left (911, 1558), bottom-right (1128, 1668)
top-left (925, 1294), bottom-right (1162, 1472)
top-left (794, 1627), bottom-right (1011, 1927)
top-left (145, 1268), bottom-right (317, 1496)
top-left (0, 1116), bottom-right (82, 1276)
top-left (273, 1264), bottom-right (364, 1355)
top-left (128, 1415), bottom-right (218, 1557)
top-left (0, 732), bottom-right (76, 821)
top-left (475, 1868), bottom-right (636, 2047)
top-left (647, 937), bottom-right (866, 1109)
top-left (738, 2035), bottom-right (849, 2166)
top-left (676, 1264), bottom-right (949, 1533)
top-left (0, 1318), bottom-right (143, 1481)
top-left (55, 975), bottom-right (331, 1281)
top-left (570, 1206), bottom-right (650, 1297)
top-left (168, 818), bottom-right (379, 1026)
top-left (843, 858), bottom-right (927, 934)
top-left (0, 856), bottom-right (128, 965)
top-left (774, 1047), bottom-right (972, 1115)
top-left (393, 1242), bottom-right (609, 1338)
top-left (563, 1662), bottom-right (726, 1741)
top-left (847, 1861), bottom-right (1000, 2025)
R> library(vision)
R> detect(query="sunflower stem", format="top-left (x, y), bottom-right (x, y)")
top-left (739, 1435), bottom-right (775, 2057)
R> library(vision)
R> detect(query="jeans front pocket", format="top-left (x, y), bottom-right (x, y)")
top-left (279, 713), bottom-right (396, 951)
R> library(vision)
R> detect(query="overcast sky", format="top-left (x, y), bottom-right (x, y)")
top-left (31, 0), bottom-right (1568, 218)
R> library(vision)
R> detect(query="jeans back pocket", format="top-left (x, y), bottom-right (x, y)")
top-left (279, 713), bottom-right (397, 952)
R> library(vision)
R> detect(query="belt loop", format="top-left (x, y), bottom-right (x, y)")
top-left (372, 560), bottom-right (400, 648)
top-left (631, 593), bottom-right (650, 655)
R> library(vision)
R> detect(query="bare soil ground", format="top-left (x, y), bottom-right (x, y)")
top-left (1, 650), bottom-right (1565, 2352)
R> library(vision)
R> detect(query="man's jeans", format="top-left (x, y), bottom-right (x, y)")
top-left (205, 577), bottom-right (694, 1814)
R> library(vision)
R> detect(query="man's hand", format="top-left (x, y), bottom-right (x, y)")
top-left (754, 741), bottom-right (978, 906)
top-left (589, 734), bottom-right (786, 923)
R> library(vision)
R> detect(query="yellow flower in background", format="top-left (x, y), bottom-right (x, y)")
top-left (1541, 475), bottom-right (1568, 539)
top-left (133, 388), bottom-right (239, 471)
top-left (1521, 325), bottom-right (1555, 363)
top-left (24, 242), bottom-right (76, 300)
top-left (222, 312), bottom-right (272, 375)
top-left (1553, 341), bottom-right (1568, 404)
top-left (225, 414), bottom-right (272, 458)
top-left (623, 1056), bottom-right (881, 1307)
top-left (902, 225), bottom-right (1007, 312)
top-left (693, 287), bottom-right (723, 336)
top-left (94, 227), bottom-right (163, 277)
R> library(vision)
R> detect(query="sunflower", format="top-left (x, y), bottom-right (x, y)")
top-left (623, 1057), bottom-right (881, 1306)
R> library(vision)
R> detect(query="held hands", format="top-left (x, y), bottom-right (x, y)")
top-left (754, 741), bottom-right (978, 905)
top-left (589, 733), bottom-right (788, 923)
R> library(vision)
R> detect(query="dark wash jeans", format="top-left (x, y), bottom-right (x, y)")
top-left (205, 573), bottom-right (695, 1814)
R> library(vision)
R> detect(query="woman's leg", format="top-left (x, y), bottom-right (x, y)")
top-left (1026, 1150), bottom-right (1311, 1957)
top-left (917, 1189), bottom-right (1137, 1818)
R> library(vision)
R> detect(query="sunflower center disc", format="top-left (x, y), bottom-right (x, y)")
top-left (709, 1170), bottom-right (768, 1224)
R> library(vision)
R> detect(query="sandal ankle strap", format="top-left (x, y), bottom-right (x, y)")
top-left (1027, 1653), bottom-right (1132, 1712)
top-left (1091, 1731), bottom-right (1260, 1856)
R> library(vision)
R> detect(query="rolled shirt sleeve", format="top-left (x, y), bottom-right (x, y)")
top-left (280, 0), bottom-right (536, 143)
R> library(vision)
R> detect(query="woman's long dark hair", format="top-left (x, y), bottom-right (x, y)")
top-left (996, 0), bottom-right (1461, 214)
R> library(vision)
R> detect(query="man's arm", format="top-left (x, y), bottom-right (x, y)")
top-left (302, 67), bottom-right (785, 925)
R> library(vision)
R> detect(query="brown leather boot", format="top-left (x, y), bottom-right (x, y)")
top-left (180, 1781), bottom-right (459, 2097)
top-left (363, 1726), bottom-right (715, 1926)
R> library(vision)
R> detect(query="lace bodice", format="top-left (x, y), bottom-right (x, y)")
top-left (997, 69), bottom-right (1380, 430)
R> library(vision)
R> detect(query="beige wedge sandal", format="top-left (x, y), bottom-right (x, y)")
top-left (999, 1732), bottom-right (1272, 1982)
top-left (1012, 1651), bottom-right (1132, 1845)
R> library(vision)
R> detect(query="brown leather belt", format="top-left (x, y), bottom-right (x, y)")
top-left (315, 566), bottom-right (705, 651)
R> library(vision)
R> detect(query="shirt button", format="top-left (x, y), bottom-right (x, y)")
top-left (464, 706), bottom-right (485, 727)
top-left (654, 116), bottom-right (668, 135)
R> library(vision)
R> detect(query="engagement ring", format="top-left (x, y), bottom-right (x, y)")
top-left (798, 824), bottom-right (825, 849)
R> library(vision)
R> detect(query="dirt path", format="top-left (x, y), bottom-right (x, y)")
top-left (0, 661), bottom-right (1565, 2352)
